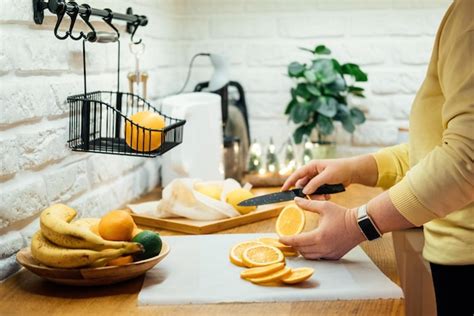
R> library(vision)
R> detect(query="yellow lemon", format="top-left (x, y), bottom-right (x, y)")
top-left (195, 185), bottom-right (222, 200)
top-left (226, 188), bottom-right (257, 215)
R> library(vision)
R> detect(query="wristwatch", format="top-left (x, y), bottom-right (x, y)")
top-left (357, 204), bottom-right (382, 241)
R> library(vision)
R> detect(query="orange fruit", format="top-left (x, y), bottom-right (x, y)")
top-left (275, 204), bottom-right (306, 237)
top-left (282, 250), bottom-right (299, 257)
top-left (258, 237), bottom-right (295, 252)
top-left (125, 111), bottom-right (165, 152)
top-left (229, 241), bottom-right (263, 267)
top-left (98, 210), bottom-right (135, 241)
top-left (240, 262), bottom-right (285, 280)
top-left (247, 267), bottom-right (291, 284)
top-left (281, 267), bottom-right (314, 284)
top-left (106, 255), bottom-right (134, 266)
top-left (242, 245), bottom-right (285, 267)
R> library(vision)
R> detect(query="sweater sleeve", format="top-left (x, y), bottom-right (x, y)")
top-left (388, 29), bottom-right (474, 226)
top-left (372, 144), bottom-right (410, 190)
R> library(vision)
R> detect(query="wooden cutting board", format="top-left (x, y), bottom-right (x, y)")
top-left (131, 203), bottom-right (288, 235)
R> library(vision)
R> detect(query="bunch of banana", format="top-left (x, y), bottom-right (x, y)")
top-left (31, 204), bottom-right (143, 268)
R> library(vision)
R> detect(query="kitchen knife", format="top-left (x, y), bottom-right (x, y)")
top-left (238, 184), bottom-right (345, 207)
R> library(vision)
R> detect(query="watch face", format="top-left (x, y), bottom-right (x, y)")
top-left (358, 217), bottom-right (381, 241)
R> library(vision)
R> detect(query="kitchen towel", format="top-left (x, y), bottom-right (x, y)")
top-left (138, 233), bottom-right (403, 305)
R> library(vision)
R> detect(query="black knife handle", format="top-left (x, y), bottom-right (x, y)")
top-left (293, 184), bottom-right (345, 197)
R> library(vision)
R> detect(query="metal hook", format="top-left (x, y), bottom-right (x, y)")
top-left (130, 19), bottom-right (142, 45)
top-left (53, 1), bottom-right (68, 40)
top-left (102, 8), bottom-right (120, 38)
top-left (79, 4), bottom-right (96, 42)
top-left (66, 2), bottom-right (84, 40)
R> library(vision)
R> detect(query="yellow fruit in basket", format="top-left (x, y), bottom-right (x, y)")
top-left (240, 262), bottom-right (286, 280)
top-left (242, 245), bottom-right (285, 267)
top-left (125, 111), bottom-right (165, 152)
top-left (195, 185), bottom-right (222, 200)
top-left (248, 267), bottom-right (292, 284)
top-left (229, 240), bottom-right (263, 267)
top-left (226, 188), bottom-right (257, 215)
top-left (281, 267), bottom-right (314, 284)
top-left (275, 204), bottom-right (306, 237)
top-left (99, 210), bottom-right (135, 241)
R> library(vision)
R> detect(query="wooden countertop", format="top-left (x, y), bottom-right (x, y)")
top-left (0, 184), bottom-right (405, 315)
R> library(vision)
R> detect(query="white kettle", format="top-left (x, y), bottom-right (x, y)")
top-left (161, 93), bottom-right (224, 186)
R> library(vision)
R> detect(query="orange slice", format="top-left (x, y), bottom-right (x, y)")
top-left (275, 204), bottom-right (305, 237)
top-left (281, 267), bottom-right (314, 284)
top-left (240, 262), bottom-right (285, 280)
top-left (258, 237), bottom-right (295, 252)
top-left (242, 245), bottom-right (285, 267)
top-left (282, 250), bottom-right (299, 257)
top-left (229, 241), bottom-right (263, 267)
top-left (248, 267), bottom-right (291, 284)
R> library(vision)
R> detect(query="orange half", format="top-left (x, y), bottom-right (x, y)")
top-left (275, 204), bottom-right (305, 237)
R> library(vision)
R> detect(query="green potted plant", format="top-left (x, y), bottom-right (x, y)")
top-left (285, 44), bottom-right (368, 158)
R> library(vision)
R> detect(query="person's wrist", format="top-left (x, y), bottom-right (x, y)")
top-left (348, 156), bottom-right (363, 184)
top-left (346, 208), bottom-right (366, 244)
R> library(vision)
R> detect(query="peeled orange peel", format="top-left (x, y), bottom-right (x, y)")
top-left (275, 204), bottom-right (306, 237)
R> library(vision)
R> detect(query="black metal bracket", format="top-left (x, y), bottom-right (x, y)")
top-left (32, 0), bottom-right (147, 35)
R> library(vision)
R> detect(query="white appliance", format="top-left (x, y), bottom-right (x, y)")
top-left (161, 93), bottom-right (224, 186)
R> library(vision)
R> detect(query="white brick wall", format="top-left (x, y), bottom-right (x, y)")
top-left (178, 0), bottom-right (451, 156)
top-left (0, 0), bottom-right (183, 248)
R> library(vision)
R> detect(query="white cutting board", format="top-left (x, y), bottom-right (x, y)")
top-left (138, 233), bottom-right (403, 305)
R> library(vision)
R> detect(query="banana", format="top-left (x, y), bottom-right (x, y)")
top-left (71, 218), bottom-right (100, 229)
top-left (40, 204), bottom-right (138, 250)
top-left (31, 231), bottom-right (143, 268)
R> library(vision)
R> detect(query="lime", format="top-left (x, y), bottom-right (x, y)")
top-left (132, 230), bottom-right (162, 261)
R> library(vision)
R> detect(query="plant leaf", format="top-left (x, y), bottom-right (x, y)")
top-left (295, 83), bottom-right (311, 100)
top-left (315, 97), bottom-right (337, 117)
top-left (350, 108), bottom-right (366, 125)
top-left (331, 58), bottom-right (342, 74)
top-left (341, 116), bottom-right (356, 133)
top-left (285, 99), bottom-right (297, 115)
top-left (306, 84), bottom-right (321, 96)
top-left (288, 62), bottom-right (306, 77)
top-left (293, 124), bottom-right (313, 144)
top-left (312, 59), bottom-right (338, 84)
top-left (317, 115), bottom-right (334, 135)
top-left (304, 70), bottom-right (317, 83)
top-left (348, 85), bottom-right (365, 97)
top-left (299, 47), bottom-right (314, 54)
top-left (314, 45), bottom-right (331, 55)
top-left (290, 102), bottom-right (310, 124)
top-left (341, 63), bottom-right (368, 82)
top-left (325, 75), bottom-right (346, 93)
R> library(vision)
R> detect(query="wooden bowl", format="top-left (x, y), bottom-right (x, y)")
top-left (16, 241), bottom-right (170, 286)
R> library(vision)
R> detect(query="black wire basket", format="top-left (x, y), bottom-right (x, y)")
top-left (68, 91), bottom-right (185, 157)
top-left (67, 32), bottom-right (185, 157)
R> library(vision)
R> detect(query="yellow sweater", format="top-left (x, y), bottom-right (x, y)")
top-left (373, 0), bottom-right (474, 265)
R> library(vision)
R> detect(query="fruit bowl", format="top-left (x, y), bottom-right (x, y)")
top-left (16, 241), bottom-right (170, 286)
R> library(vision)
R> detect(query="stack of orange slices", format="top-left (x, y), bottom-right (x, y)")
top-left (228, 204), bottom-right (313, 286)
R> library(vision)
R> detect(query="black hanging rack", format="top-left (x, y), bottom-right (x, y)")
top-left (32, 0), bottom-right (147, 34)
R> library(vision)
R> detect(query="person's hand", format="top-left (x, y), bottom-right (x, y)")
top-left (281, 158), bottom-right (356, 199)
top-left (279, 197), bottom-right (366, 260)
